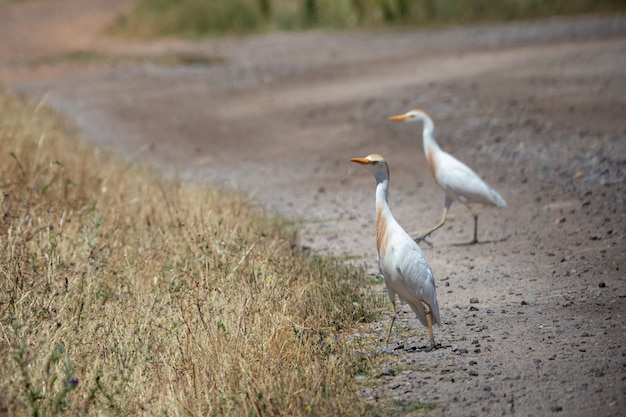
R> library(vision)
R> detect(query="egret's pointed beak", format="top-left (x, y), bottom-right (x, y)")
top-left (388, 113), bottom-right (409, 122)
top-left (350, 157), bottom-right (370, 165)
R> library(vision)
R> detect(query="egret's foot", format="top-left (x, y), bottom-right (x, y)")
top-left (413, 235), bottom-right (434, 247)
top-left (379, 346), bottom-right (395, 355)
top-left (423, 343), bottom-right (441, 352)
top-left (417, 343), bottom-right (438, 352)
top-left (377, 342), bottom-right (404, 355)
top-left (456, 236), bottom-right (509, 245)
top-left (453, 238), bottom-right (480, 247)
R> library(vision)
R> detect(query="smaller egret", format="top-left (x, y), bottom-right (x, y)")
top-left (351, 154), bottom-right (440, 348)
top-left (389, 109), bottom-right (506, 244)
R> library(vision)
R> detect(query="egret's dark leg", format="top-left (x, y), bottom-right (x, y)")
top-left (385, 301), bottom-right (397, 346)
top-left (468, 206), bottom-right (479, 244)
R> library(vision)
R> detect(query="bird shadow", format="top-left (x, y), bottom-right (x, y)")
top-left (452, 236), bottom-right (509, 247)
top-left (414, 235), bottom-right (509, 247)
top-left (405, 343), bottom-right (452, 353)
top-left (387, 343), bottom-right (452, 353)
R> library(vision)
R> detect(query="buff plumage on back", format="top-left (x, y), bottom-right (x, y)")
top-left (375, 206), bottom-right (389, 259)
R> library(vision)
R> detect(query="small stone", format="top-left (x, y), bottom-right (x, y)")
top-left (550, 405), bottom-right (563, 412)
top-left (521, 300), bottom-right (529, 306)
top-left (469, 370), bottom-right (479, 376)
top-left (598, 282), bottom-right (606, 288)
top-left (470, 297), bottom-right (479, 304)
top-left (469, 305), bottom-right (479, 311)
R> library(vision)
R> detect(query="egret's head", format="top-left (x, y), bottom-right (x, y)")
top-left (388, 109), bottom-right (429, 123)
top-left (350, 153), bottom-right (389, 179)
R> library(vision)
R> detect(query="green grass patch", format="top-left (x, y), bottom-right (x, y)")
top-left (389, 399), bottom-right (439, 415)
top-left (378, 0), bottom-right (626, 25)
top-left (18, 49), bottom-right (223, 67)
top-left (110, 0), bottom-right (626, 39)
top-left (0, 92), bottom-right (383, 416)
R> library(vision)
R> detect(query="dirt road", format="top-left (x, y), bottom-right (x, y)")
top-left (2, 1), bottom-right (625, 415)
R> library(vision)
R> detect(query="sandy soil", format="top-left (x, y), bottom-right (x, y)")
top-left (1, 1), bottom-right (625, 415)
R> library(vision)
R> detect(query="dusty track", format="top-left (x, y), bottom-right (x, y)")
top-left (2, 2), bottom-right (625, 415)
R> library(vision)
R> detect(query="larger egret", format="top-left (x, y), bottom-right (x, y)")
top-left (389, 109), bottom-right (506, 244)
top-left (351, 153), bottom-right (440, 348)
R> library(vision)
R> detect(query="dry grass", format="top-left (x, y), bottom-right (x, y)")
top-left (0, 93), bottom-right (380, 416)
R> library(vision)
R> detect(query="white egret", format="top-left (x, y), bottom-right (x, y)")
top-left (351, 153), bottom-right (440, 348)
top-left (389, 109), bottom-right (507, 244)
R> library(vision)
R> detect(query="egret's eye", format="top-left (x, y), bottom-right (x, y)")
top-left (372, 161), bottom-right (379, 165)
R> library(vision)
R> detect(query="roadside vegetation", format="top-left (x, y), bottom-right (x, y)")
top-left (22, 50), bottom-right (222, 68)
top-left (0, 93), bottom-right (381, 416)
top-left (111, 0), bottom-right (626, 38)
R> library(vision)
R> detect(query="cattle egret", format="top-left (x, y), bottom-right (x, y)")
top-left (389, 109), bottom-right (507, 244)
top-left (351, 154), bottom-right (440, 348)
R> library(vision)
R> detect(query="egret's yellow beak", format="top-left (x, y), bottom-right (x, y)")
top-left (388, 114), bottom-right (409, 122)
top-left (350, 157), bottom-right (370, 165)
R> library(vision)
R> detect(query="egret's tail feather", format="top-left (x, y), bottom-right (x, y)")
top-left (490, 188), bottom-right (507, 208)
top-left (407, 299), bottom-right (441, 327)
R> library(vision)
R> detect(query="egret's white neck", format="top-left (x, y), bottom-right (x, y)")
top-left (374, 171), bottom-right (391, 212)
top-left (418, 114), bottom-right (441, 153)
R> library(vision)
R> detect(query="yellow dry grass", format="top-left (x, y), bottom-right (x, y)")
top-left (0, 93), bottom-right (379, 416)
